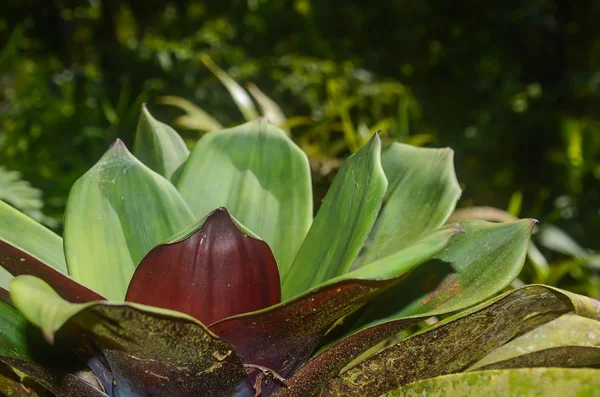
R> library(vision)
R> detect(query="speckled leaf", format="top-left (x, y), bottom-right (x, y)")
top-left (177, 119), bottom-right (312, 278)
top-left (210, 226), bottom-right (459, 394)
top-left (0, 357), bottom-right (106, 397)
top-left (126, 208), bottom-right (280, 325)
top-left (381, 368), bottom-right (600, 397)
top-left (469, 313), bottom-right (600, 371)
top-left (64, 140), bottom-right (195, 300)
top-left (315, 285), bottom-right (600, 397)
top-left (355, 144), bottom-right (461, 268)
top-left (0, 200), bottom-right (67, 289)
top-left (133, 104), bottom-right (189, 181)
top-left (282, 135), bottom-right (387, 299)
top-left (9, 276), bottom-right (254, 397)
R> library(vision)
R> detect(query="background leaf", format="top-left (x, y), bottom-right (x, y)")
top-left (177, 119), bottom-right (312, 278)
top-left (64, 140), bottom-right (194, 300)
top-left (282, 135), bottom-right (387, 299)
top-left (157, 96), bottom-right (223, 132)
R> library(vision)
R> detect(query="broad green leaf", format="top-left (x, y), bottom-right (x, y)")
top-left (177, 119), bottom-right (312, 277)
top-left (211, 226), bottom-right (460, 396)
top-left (157, 95), bottom-right (223, 132)
top-left (313, 285), bottom-right (600, 397)
top-left (133, 104), bottom-right (189, 181)
top-left (470, 313), bottom-right (600, 370)
top-left (282, 135), bottom-right (387, 299)
top-left (247, 82), bottom-right (288, 131)
top-left (347, 219), bottom-right (534, 330)
top-left (0, 299), bottom-right (30, 361)
top-left (10, 276), bottom-right (255, 397)
top-left (200, 55), bottom-right (259, 121)
top-left (64, 140), bottom-right (195, 300)
top-left (0, 357), bottom-right (106, 397)
top-left (355, 144), bottom-right (461, 267)
top-left (0, 201), bottom-right (66, 288)
top-left (382, 368), bottom-right (600, 397)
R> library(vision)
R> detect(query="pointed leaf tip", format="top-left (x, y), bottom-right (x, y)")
top-left (126, 207), bottom-right (281, 325)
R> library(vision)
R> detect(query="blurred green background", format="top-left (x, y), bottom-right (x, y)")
top-left (1, 1), bottom-right (599, 294)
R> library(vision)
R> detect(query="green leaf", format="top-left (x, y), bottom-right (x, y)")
top-left (157, 96), bottom-right (223, 132)
top-left (177, 119), bottom-right (312, 277)
top-left (246, 82), bottom-right (288, 132)
top-left (0, 299), bottom-right (31, 361)
top-left (133, 104), bottom-right (189, 181)
top-left (9, 276), bottom-right (255, 396)
top-left (200, 55), bottom-right (259, 121)
top-left (282, 135), bottom-right (387, 299)
top-left (381, 368), bottom-right (600, 397)
top-left (64, 140), bottom-right (195, 300)
top-left (0, 167), bottom-right (53, 227)
top-left (0, 201), bottom-right (67, 288)
top-left (355, 144), bottom-right (461, 267)
top-left (470, 313), bottom-right (600, 371)
top-left (313, 285), bottom-right (600, 397)
top-left (210, 226), bottom-right (460, 395)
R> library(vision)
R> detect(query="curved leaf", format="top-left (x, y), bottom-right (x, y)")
top-left (210, 226), bottom-right (459, 394)
top-left (177, 119), bottom-right (312, 277)
top-left (0, 200), bottom-right (66, 289)
top-left (126, 208), bottom-right (281, 325)
top-left (314, 285), bottom-right (600, 397)
top-left (282, 135), bottom-right (387, 299)
top-left (470, 313), bottom-right (600, 370)
top-left (246, 82), bottom-right (287, 131)
top-left (381, 368), bottom-right (600, 397)
top-left (355, 144), bottom-right (461, 267)
top-left (10, 276), bottom-right (254, 397)
top-left (64, 140), bottom-right (195, 300)
top-left (157, 96), bottom-right (223, 132)
top-left (133, 104), bottom-right (189, 181)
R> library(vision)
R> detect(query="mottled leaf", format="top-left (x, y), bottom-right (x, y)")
top-left (355, 144), bottom-right (461, 267)
top-left (282, 135), bottom-right (387, 299)
top-left (126, 208), bottom-right (280, 325)
top-left (315, 285), bottom-right (600, 397)
top-left (133, 104), bottom-right (189, 181)
top-left (381, 368), bottom-right (600, 397)
top-left (210, 226), bottom-right (459, 394)
top-left (177, 119), bottom-right (312, 277)
top-left (470, 313), bottom-right (600, 370)
top-left (64, 140), bottom-right (195, 300)
top-left (10, 276), bottom-right (254, 397)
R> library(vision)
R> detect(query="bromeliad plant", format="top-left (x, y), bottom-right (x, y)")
top-left (0, 106), bottom-right (599, 397)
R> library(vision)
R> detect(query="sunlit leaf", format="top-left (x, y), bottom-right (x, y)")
top-left (133, 104), bottom-right (189, 181)
top-left (126, 208), bottom-right (280, 325)
top-left (10, 276), bottom-right (255, 397)
top-left (247, 82), bottom-right (287, 131)
top-left (64, 140), bottom-right (195, 300)
top-left (355, 144), bottom-right (461, 267)
top-left (282, 135), bottom-right (387, 299)
top-left (157, 96), bottom-right (223, 132)
top-left (177, 119), bottom-right (312, 277)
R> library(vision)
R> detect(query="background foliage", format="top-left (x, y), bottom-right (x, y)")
top-left (1, 1), bottom-right (599, 294)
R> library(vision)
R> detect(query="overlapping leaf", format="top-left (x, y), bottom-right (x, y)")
top-left (312, 285), bottom-right (600, 397)
top-left (64, 140), bottom-right (195, 300)
top-left (10, 276), bottom-right (255, 397)
top-left (177, 119), bottom-right (312, 277)
top-left (381, 368), bottom-right (600, 397)
top-left (126, 208), bottom-right (281, 325)
top-left (133, 104), bottom-right (189, 181)
top-left (282, 135), bottom-right (387, 299)
top-left (355, 144), bottom-right (461, 267)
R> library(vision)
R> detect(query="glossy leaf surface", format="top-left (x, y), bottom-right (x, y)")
top-left (470, 313), bottom-right (600, 370)
top-left (64, 140), bottom-right (195, 300)
top-left (177, 120), bottom-right (312, 277)
top-left (356, 144), bottom-right (461, 267)
top-left (126, 208), bottom-right (281, 325)
top-left (282, 135), bottom-right (387, 299)
top-left (315, 285), bottom-right (600, 397)
top-left (0, 200), bottom-right (67, 288)
top-left (210, 226), bottom-right (459, 393)
top-left (382, 368), bottom-right (600, 397)
top-left (10, 276), bottom-right (254, 397)
top-left (133, 104), bottom-right (189, 181)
